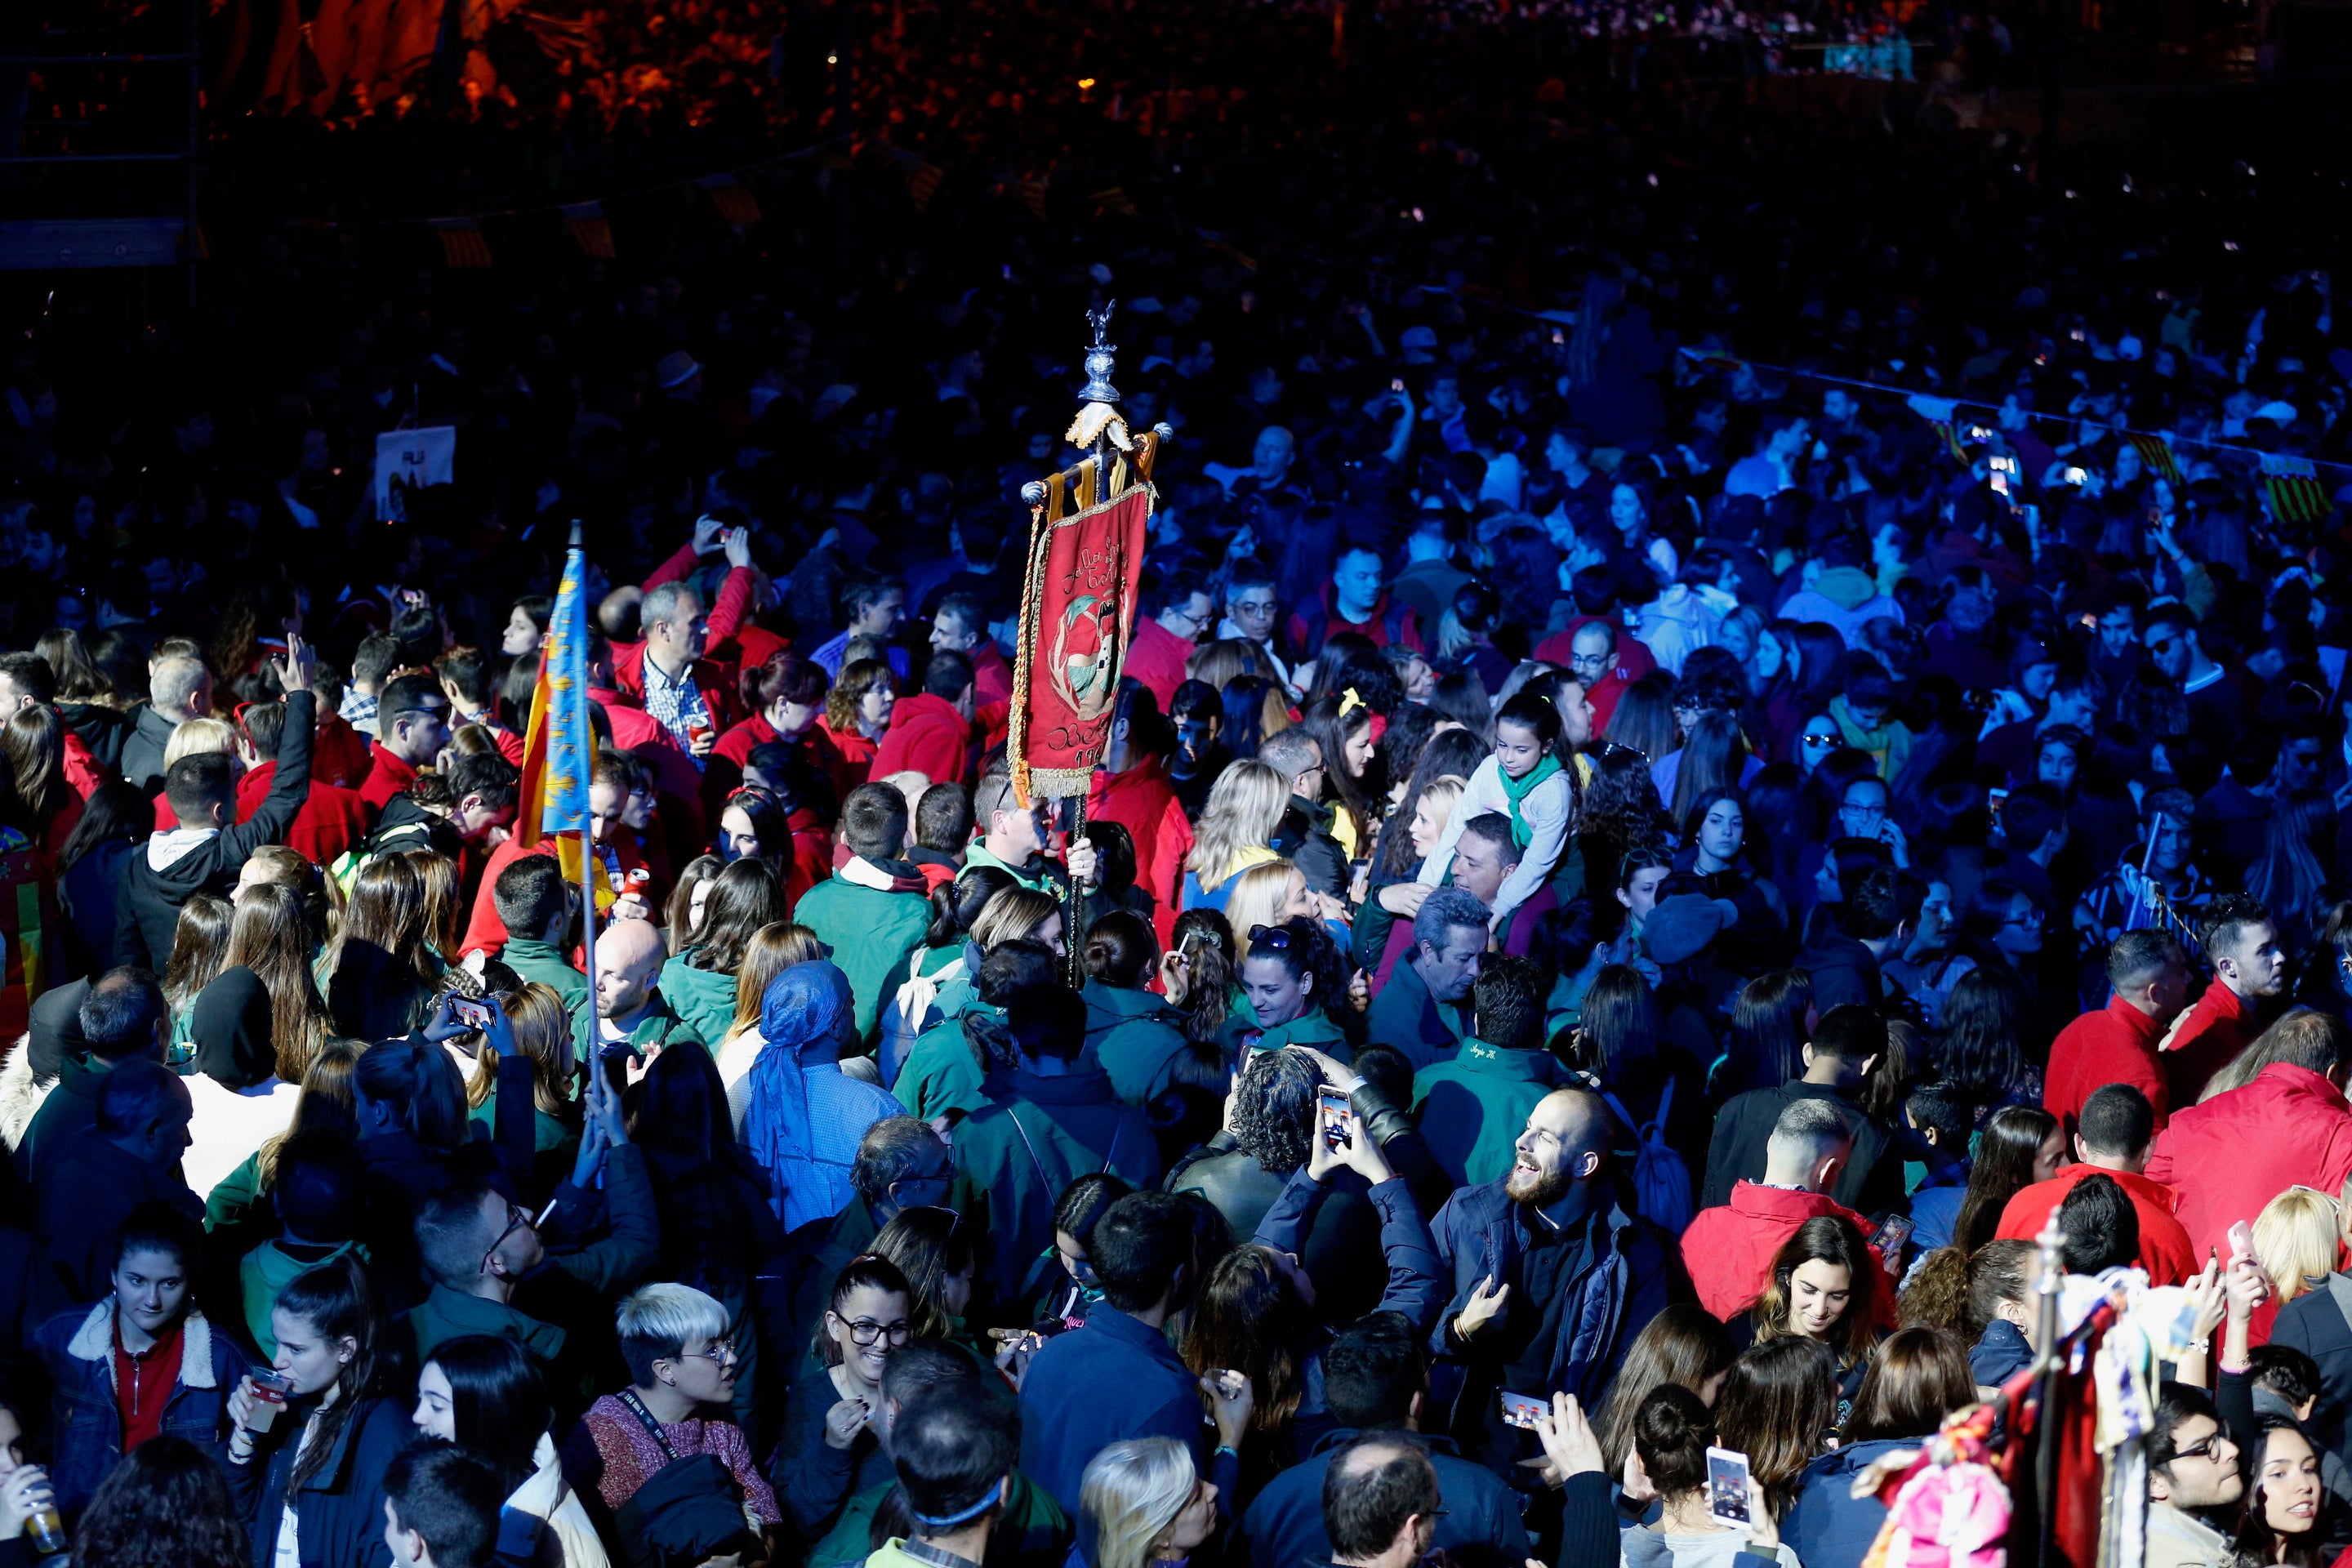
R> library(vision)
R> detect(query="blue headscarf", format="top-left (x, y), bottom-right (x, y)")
top-left (757, 961), bottom-right (853, 1063)
top-left (745, 960), bottom-right (866, 1229)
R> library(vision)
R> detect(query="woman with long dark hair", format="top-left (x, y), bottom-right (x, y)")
top-left (1710, 973), bottom-right (1811, 1108)
top-left (1298, 692), bottom-right (1383, 863)
top-left (1931, 967), bottom-right (2038, 1122)
top-left (657, 856), bottom-right (790, 1045)
top-left (412, 1334), bottom-right (608, 1568)
top-left (224, 1254), bottom-right (411, 1568)
top-left (1713, 1336), bottom-right (1842, 1519)
top-left (1228, 915), bottom-right (1353, 1057)
top-left (1592, 1303), bottom-right (1738, 1476)
top-left (2, 704), bottom-right (80, 871)
top-left (2234, 1417), bottom-right (2333, 1568)
top-left (631, 1037), bottom-right (788, 1436)
top-left (1578, 964), bottom-right (1709, 1202)
top-left (776, 1254), bottom-right (914, 1543)
top-left (1950, 1106), bottom-right (2065, 1254)
top-left (1619, 1384), bottom-right (1797, 1567)
top-left (1745, 1216), bottom-right (1882, 1396)
top-left (56, 778), bottom-right (150, 979)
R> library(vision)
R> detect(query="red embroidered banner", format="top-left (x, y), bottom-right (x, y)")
top-left (1011, 482), bottom-right (1152, 799)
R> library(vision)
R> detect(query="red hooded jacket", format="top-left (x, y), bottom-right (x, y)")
top-left (1088, 755), bottom-right (1196, 947)
top-left (872, 693), bottom-right (974, 786)
top-left (1679, 1182), bottom-right (1888, 1325)
top-left (2144, 1062), bottom-right (2352, 1263)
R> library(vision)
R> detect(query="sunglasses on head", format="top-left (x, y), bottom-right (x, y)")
top-left (1248, 924), bottom-right (1297, 951)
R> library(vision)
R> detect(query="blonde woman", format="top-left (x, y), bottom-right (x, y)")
top-left (1076, 1436), bottom-right (1238, 1568)
top-left (2255, 1187), bottom-right (2340, 1312)
top-left (969, 884), bottom-right (1065, 956)
top-left (164, 715), bottom-right (242, 773)
top-left (467, 982), bottom-right (582, 1180)
top-left (223, 883), bottom-right (334, 1084)
top-left (1183, 760), bottom-right (1289, 912)
top-left (1223, 860), bottom-right (1316, 961)
top-left (715, 921), bottom-right (830, 1136)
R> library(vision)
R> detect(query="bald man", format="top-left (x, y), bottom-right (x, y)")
top-left (1424, 1088), bottom-right (1679, 1477)
top-left (572, 916), bottom-right (702, 1062)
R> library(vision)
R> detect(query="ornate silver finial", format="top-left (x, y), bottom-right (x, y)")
top-left (1080, 301), bottom-right (1120, 405)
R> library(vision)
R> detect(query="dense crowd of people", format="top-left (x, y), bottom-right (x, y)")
top-left (2, 0), bottom-right (2351, 1559)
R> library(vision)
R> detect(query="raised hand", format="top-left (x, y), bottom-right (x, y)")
top-left (1456, 1274), bottom-right (1511, 1339)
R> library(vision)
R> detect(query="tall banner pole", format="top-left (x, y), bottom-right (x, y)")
top-left (570, 523), bottom-right (599, 1031)
top-left (1007, 306), bottom-right (1173, 989)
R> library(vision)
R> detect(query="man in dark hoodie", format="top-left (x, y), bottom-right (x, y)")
top-left (1700, 1004), bottom-right (1904, 1217)
top-left (15, 969), bottom-right (163, 1189)
top-left (113, 639), bottom-right (317, 970)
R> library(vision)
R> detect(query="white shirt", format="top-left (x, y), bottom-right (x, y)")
top-left (182, 1073), bottom-right (300, 1199)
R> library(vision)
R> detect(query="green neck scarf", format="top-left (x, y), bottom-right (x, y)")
top-left (1496, 755), bottom-right (1565, 848)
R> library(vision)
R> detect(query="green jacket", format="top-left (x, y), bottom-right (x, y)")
top-left (242, 1238), bottom-right (366, 1359)
top-left (959, 840), bottom-right (1061, 894)
top-left (502, 938), bottom-right (590, 1018)
top-left (822, 1471), bottom-right (1070, 1568)
top-left (1218, 1007), bottom-right (1352, 1062)
top-left (571, 987), bottom-right (702, 1064)
top-left (796, 870), bottom-right (933, 1045)
top-left (951, 1069), bottom-right (1161, 1321)
top-left (1365, 954), bottom-right (1470, 1073)
top-left (657, 951), bottom-right (740, 1045)
top-left (1083, 981), bottom-right (1193, 1106)
top-left (895, 1009), bottom-right (998, 1123)
top-left (407, 1280), bottom-right (569, 1362)
top-left (1412, 1038), bottom-right (1561, 1187)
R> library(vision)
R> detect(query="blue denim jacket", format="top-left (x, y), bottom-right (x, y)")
top-left (34, 1300), bottom-right (248, 1518)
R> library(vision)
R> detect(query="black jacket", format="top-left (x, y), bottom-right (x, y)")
top-left (118, 704), bottom-right (178, 798)
top-left (114, 689), bottom-right (316, 969)
top-left (1700, 1078), bottom-right (1904, 1218)
top-left (1271, 795), bottom-right (1350, 898)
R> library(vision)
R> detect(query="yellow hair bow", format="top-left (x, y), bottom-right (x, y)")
top-left (1339, 688), bottom-right (1365, 718)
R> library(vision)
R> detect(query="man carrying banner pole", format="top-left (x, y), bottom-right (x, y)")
top-left (1009, 306), bottom-right (1174, 987)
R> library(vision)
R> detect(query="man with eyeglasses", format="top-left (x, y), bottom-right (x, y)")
top-left (1121, 568), bottom-right (1216, 712)
top-left (405, 1065), bottom-right (654, 1417)
top-left (1530, 618), bottom-right (1650, 736)
top-left (2145, 1383), bottom-right (2243, 1568)
top-left (1217, 561), bottom-right (1303, 697)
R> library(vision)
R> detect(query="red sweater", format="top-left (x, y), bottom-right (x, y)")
top-left (1679, 1182), bottom-right (1886, 1324)
top-left (1994, 1165), bottom-right (2197, 1285)
top-left (872, 693), bottom-right (975, 785)
top-left (2045, 994), bottom-right (2171, 1134)
top-left (2145, 1062), bottom-right (2352, 1263)
top-left (359, 743), bottom-right (417, 817)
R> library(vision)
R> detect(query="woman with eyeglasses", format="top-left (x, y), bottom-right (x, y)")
top-left (414, 1334), bottom-right (609, 1568)
top-left (777, 1254), bottom-right (915, 1543)
top-left (564, 1282), bottom-right (782, 1533)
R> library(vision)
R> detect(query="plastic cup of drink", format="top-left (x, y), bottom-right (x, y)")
top-left (25, 1501), bottom-right (63, 1557)
top-left (247, 1371), bottom-right (293, 1432)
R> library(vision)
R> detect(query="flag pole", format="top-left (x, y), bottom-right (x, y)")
top-left (571, 520), bottom-right (599, 1035)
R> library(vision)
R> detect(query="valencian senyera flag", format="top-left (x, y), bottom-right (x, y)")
top-left (2261, 452), bottom-right (2334, 525)
top-left (1009, 434), bottom-right (1163, 801)
top-left (514, 537), bottom-right (608, 907)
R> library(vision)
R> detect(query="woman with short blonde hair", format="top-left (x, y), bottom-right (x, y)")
top-left (164, 715), bottom-right (241, 770)
top-left (969, 885), bottom-right (1064, 956)
top-left (2256, 1186), bottom-right (2341, 1307)
top-left (1223, 860), bottom-right (1312, 961)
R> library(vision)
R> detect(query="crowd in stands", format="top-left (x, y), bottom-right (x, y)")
top-left (0, 0), bottom-right (2349, 1560)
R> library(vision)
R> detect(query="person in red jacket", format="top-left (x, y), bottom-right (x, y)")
top-left (2045, 929), bottom-right (2190, 1136)
top-left (233, 702), bottom-right (372, 870)
top-left (1285, 548), bottom-right (1424, 664)
top-left (1680, 1098), bottom-right (1884, 1321)
top-left (873, 650), bottom-right (978, 786)
top-left (1996, 1085), bottom-right (2195, 1285)
top-left (1530, 618), bottom-right (1653, 737)
top-left (2145, 1009), bottom-right (2352, 1264)
top-left (1121, 569), bottom-right (1213, 712)
top-left (357, 672), bottom-right (452, 817)
top-left (2161, 894), bottom-right (2288, 1109)
top-left (1086, 686), bottom-right (1194, 947)
top-left (706, 653), bottom-right (834, 819)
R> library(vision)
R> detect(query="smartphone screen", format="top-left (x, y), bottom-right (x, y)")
top-left (1316, 1085), bottom-right (1352, 1150)
top-left (2228, 1219), bottom-right (2256, 1263)
top-left (1706, 1447), bottom-right (1753, 1526)
top-left (1499, 1391), bottom-right (1548, 1429)
top-left (452, 997), bottom-right (493, 1030)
